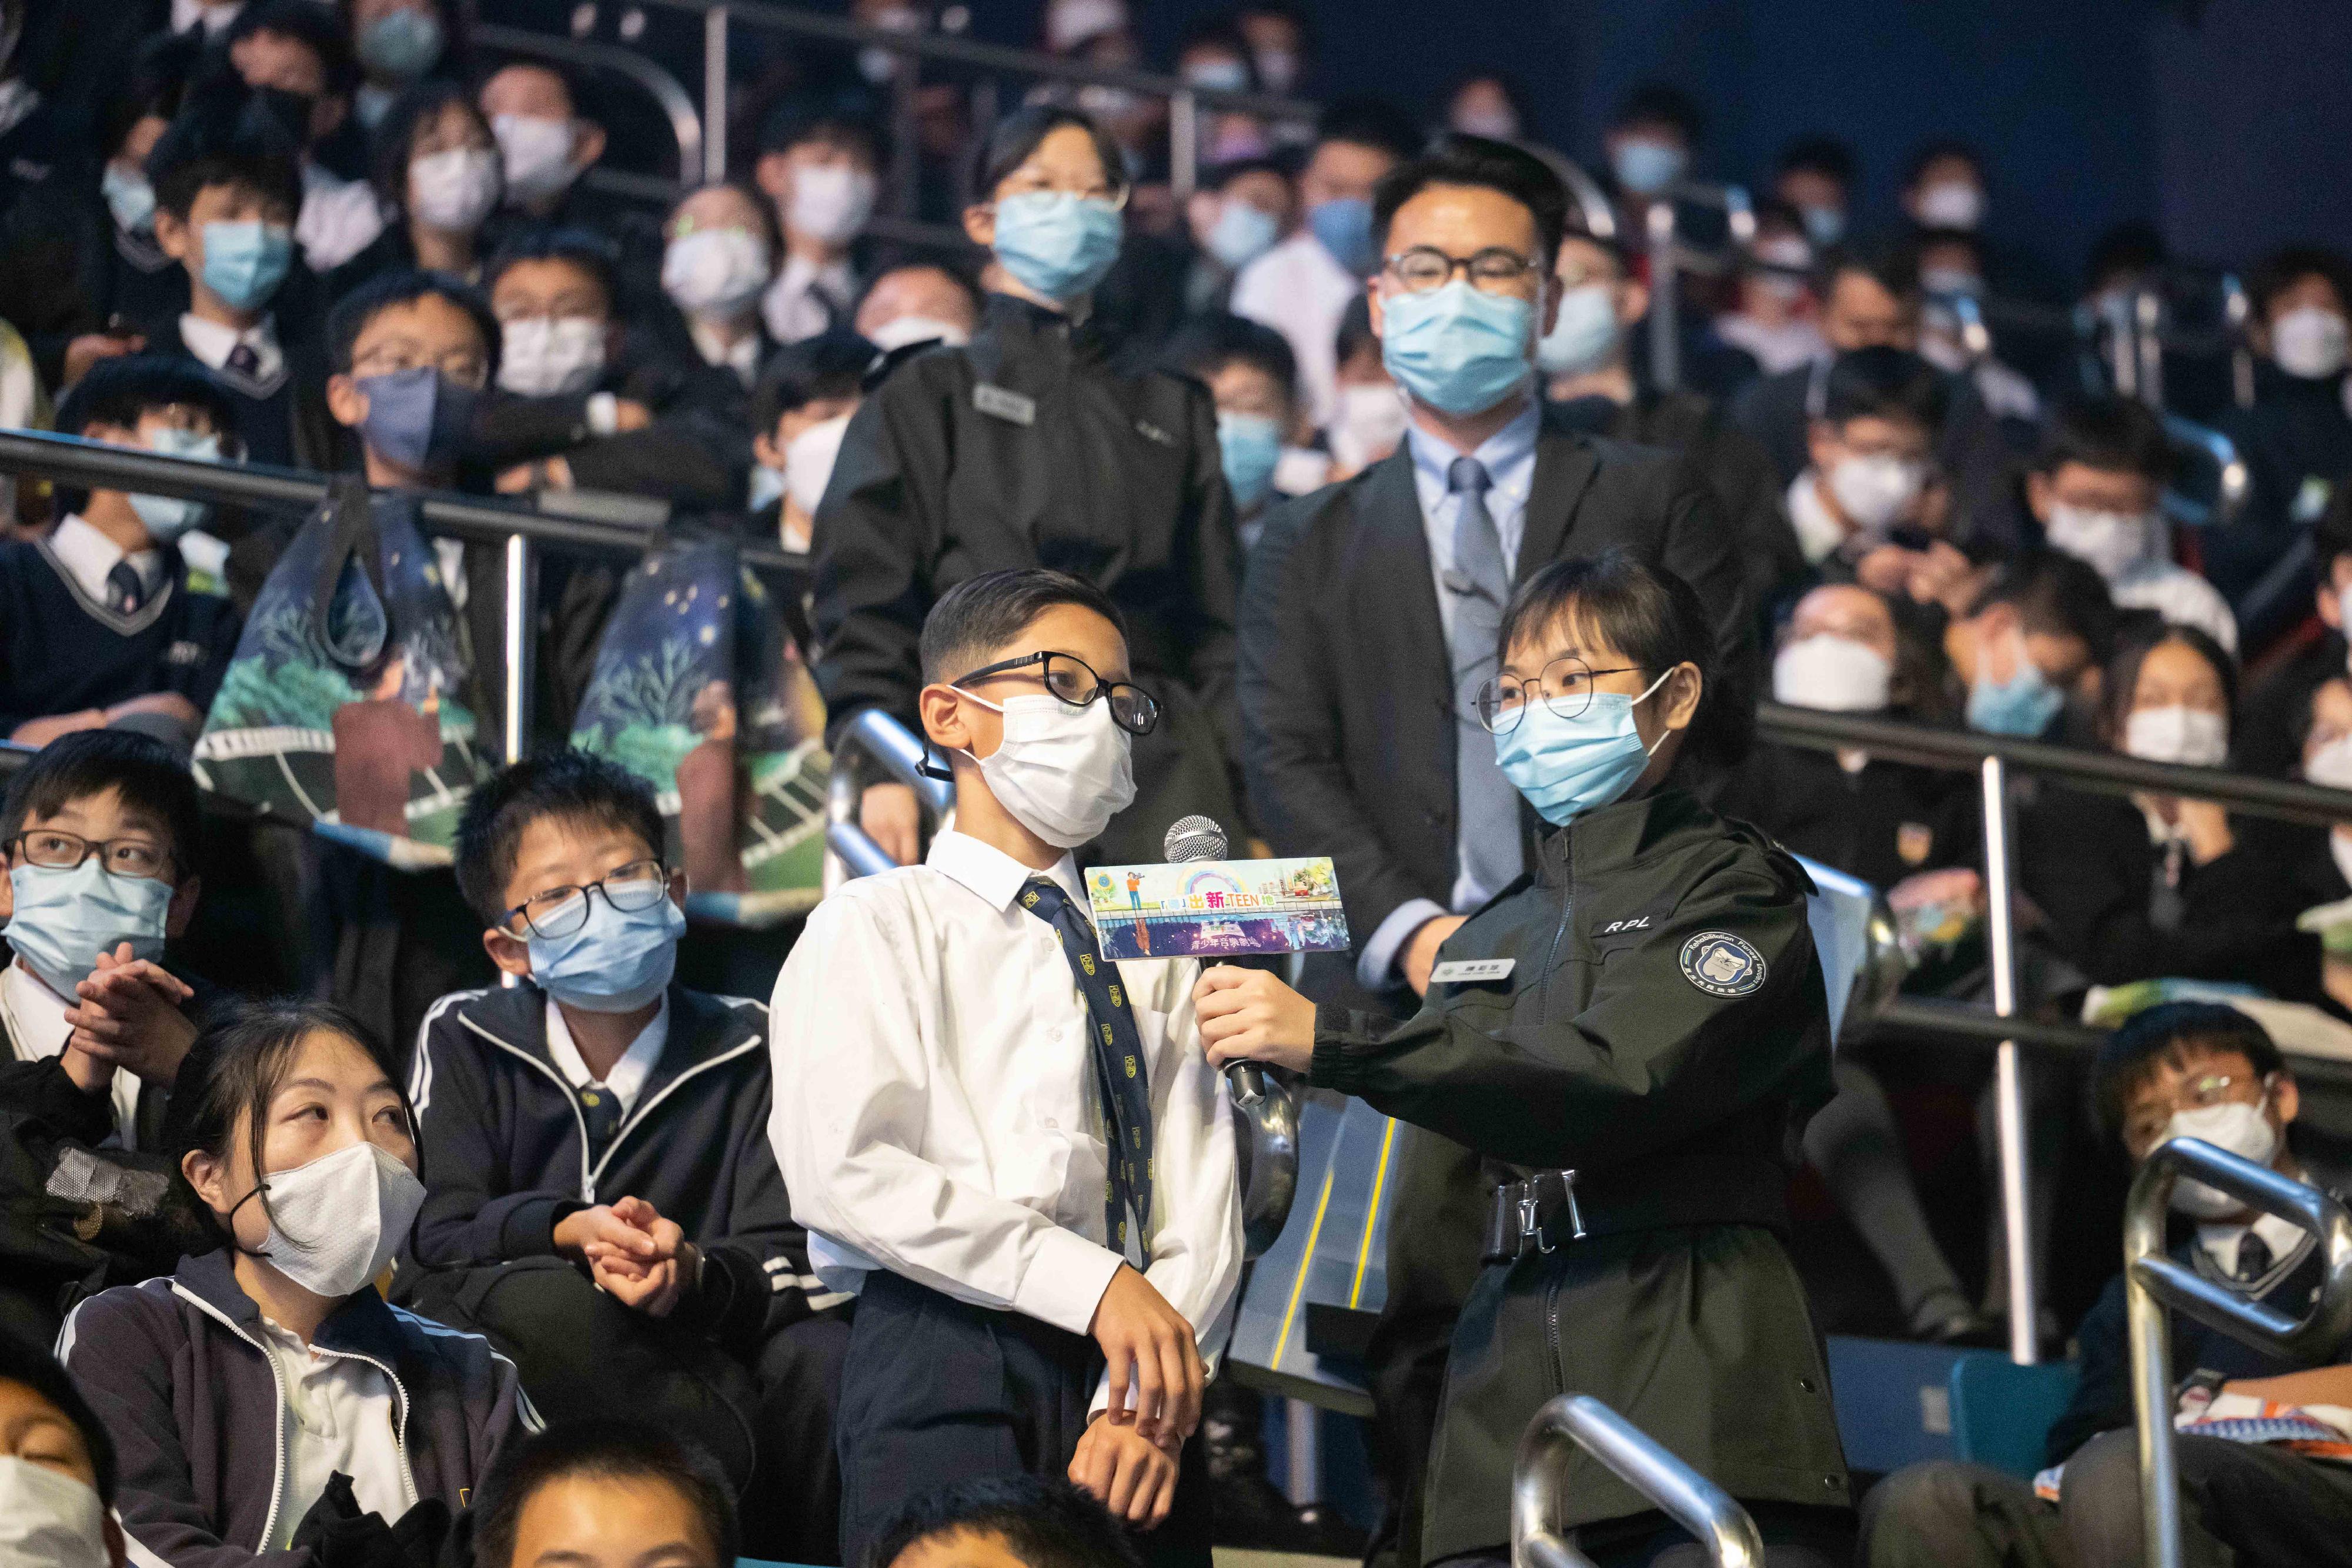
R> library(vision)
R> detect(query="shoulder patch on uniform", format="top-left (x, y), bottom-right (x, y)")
top-left (1680, 931), bottom-right (1767, 997)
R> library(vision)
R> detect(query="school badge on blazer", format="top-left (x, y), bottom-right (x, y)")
top-left (1680, 931), bottom-right (1766, 997)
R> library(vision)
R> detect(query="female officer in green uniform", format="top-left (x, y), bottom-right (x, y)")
top-left (1197, 549), bottom-right (1851, 1566)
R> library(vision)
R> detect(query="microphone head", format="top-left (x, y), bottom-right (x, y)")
top-left (1163, 814), bottom-right (1228, 863)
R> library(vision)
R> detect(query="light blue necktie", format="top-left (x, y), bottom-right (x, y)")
top-left (1444, 456), bottom-right (1522, 900)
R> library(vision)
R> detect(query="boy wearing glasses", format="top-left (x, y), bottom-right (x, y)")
top-left (0, 731), bottom-right (213, 1336)
top-left (770, 567), bottom-right (1242, 1568)
top-left (399, 750), bottom-right (847, 1565)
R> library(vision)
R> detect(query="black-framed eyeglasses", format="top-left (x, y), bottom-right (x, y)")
top-left (500, 857), bottom-right (669, 940)
top-left (5, 829), bottom-right (175, 882)
top-left (1474, 658), bottom-right (1644, 734)
top-left (1385, 245), bottom-right (1545, 295)
top-left (953, 650), bottom-right (1161, 735)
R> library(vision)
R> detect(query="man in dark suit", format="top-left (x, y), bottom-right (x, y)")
top-left (1237, 133), bottom-right (1751, 1568)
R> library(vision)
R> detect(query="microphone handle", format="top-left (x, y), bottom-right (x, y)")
top-left (1224, 1061), bottom-right (1268, 1107)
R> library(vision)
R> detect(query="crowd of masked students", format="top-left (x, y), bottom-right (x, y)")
top-left (7, 2), bottom-right (2352, 1568)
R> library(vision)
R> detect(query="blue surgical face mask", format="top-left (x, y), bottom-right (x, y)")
top-left (355, 366), bottom-right (480, 471)
top-left (1966, 642), bottom-right (2064, 738)
top-left (5, 859), bottom-right (172, 999)
top-left (1495, 669), bottom-right (1673, 826)
top-left (991, 190), bottom-right (1123, 302)
top-left (1536, 282), bottom-right (1620, 376)
top-left (1217, 411), bottom-right (1282, 511)
top-left (358, 7), bottom-right (445, 79)
top-left (1799, 203), bottom-right (1845, 248)
top-left (103, 163), bottom-right (156, 235)
top-left (526, 891), bottom-right (687, 1013)
top-left (129, 428), bottom-right (223, 543)
top-left (1204, 198), bottom-right (1279, 270)
top-left (1381, 280), bottom-right (1536, 416)
top-left (199, 220), bottom-right (293, 311)
top-left (1611, 139), bottom-right (1687, 197)
top-left (1308, 196), bottom-right (1378, 278)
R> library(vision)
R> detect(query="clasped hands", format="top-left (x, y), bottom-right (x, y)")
top-left (554, 1195), bottom-right (699, 1318)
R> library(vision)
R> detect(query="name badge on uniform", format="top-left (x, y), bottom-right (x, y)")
top-left (973, 383), bottom-right (1035, 426)
top-left (1430, 958), bottom-right (1514, 984)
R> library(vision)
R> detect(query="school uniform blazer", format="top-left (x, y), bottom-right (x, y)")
top-left (1238, 403), bottom-right (1751, 1012)
top-left (401, 982), bottom-right (834, 1359)
top-left (59, 1248), bottom-right (534, 1568)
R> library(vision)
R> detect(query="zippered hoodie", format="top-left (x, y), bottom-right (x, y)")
top-left (400, 982), bottom-right (833, 1359)
top-left (58, 1248), bottom-right (534, 1568)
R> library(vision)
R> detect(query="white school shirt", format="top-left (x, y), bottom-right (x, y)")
top-left (179, 311), bottom-right (285, 392)
top-left (544, 992), bottom-right (669, 1115)
top-left (1231, 229), bottom-right (1360, 428)
top-left (767, 830), bottom-right (1242, 1412)
top-left (2199, 1209), bottom-right (2306, 1283)
top-left (251, 1315), bottom-right (415, 1550)
top-left (1, 960), bottom-right (142, 1148)
top-left (47, 513), bottom-right (163, 608)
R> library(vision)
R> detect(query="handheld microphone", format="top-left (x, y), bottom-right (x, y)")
top-left (1164, 816), bottom-right (1271, 1107)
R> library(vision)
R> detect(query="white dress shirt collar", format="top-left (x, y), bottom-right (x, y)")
top-left (762, 253), bottom-right (857, 344)
top-left (250, 1315), bottom-right (415, 1549)
top-left (2199, 1208), bottom-right (2307, 1283)
top-left (926, 830), bottom-right (1087, 916)
top-left (688, 318), bottom-right (764, 387)
top-left (47, 513), bottom-right (162, 606)
top-left (179, 311), bottom-right (285, 390)
top-left (1788, 469), bottom-right (1851, 565)
top-left (1404, 393), bottom-right (1541, 537)
top-left (543, 991), bottom-right (670, 1116)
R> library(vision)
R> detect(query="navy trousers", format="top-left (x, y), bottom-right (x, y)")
top-left (837, 1269), bottom-right (1212, 1568)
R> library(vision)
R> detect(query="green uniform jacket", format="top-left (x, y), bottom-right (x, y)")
top-left (1309, 787), bottom-right (1849, 1557)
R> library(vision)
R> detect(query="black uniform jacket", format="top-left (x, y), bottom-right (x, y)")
top-left (810, 292), bottom-right (1243, 859)
top-left (1309, 787), bottom-right (1849, 1552)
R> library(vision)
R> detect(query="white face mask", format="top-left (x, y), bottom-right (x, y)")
top-left (958, 690), bottom-right (1136, 848)
top-left (240, 1142), bottom-right (426, 1299)
top-left (2046, 500), bottom-right (2155, 582)
top-left (1914, 180), bottom-right (1983, 230)
top-left (2272, 305), bottom-right (2351, 380)
top-left (1329, 382), bottom-right (1408, 472)
top-left (2165, 1095), bottom-right (2279, 1219)
top-left (866, 313), bottom-right (970, 353)
top-left (1828, 451), bottom-right (1927, 530)
top-left (783, 412), bottom-right (851, 517)
top-left (409, 147), bottom-right (501, 232)
top-left (493, 114), bottom-right (578, 206)
top-left (662, 228), bottom-right (771, 319)
top-left (2124, 704), bottom-right (2227, 768)
top-left (2308, 734), bottom-right (2352, 791)
top-left (0, 1457), bottom-right (110, 1568)
top-left (786, 163), bottom-right (877, 246)
top-left (499, 315), bottom-right (607, 397)
top-left (1772, 633), bottom-right (1892, 713)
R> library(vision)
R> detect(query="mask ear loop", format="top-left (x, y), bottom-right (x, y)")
top-left (222, 1178), bottom-right (276, 1260)
top-left (1630, 666), bottom-right (1679, 758)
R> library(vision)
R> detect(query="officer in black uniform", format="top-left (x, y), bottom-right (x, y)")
top-left (810, 103), bottom-right (1242, 868)
top-left (1197, 549), bottom-right (1852, 1567)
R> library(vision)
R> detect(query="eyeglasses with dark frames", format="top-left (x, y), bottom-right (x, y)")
top-left (952, 650), bottom-right (1162, 736)
top-left (500, 857), bottom-right (670, 940)
top-left (6, 829), bottom-right (176, 882)
top-left (1474, 658), bottom-right (1645, 734)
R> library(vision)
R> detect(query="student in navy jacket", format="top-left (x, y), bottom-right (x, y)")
top-left (60, 999), bottom-right (534, 1568)
top-left (396, 751), bottom-right (846, 1564)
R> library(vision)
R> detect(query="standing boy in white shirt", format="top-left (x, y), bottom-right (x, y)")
top-left (769, 567), bottom-right (1242, 1568)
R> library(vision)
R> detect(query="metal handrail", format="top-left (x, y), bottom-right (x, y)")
top-left (1514, 1395), bottom-right (1765, 1568)
top-left (473, 23), bottom-right (702, 183)
top-left (820, 707), bottom-right (954, 890)
top-left (2161, 414), bottom-right (2251, 531)
top-left (2124, 1139), bottom-right (2352, 1568)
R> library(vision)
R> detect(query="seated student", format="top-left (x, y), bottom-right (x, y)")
top-left (2020, 626), bottom-right (2321, 1004)
top-left (1181, 158), bottom-right (1294, 318)
top-left (400, 751), bottom-right (847, 1563)
top-left (752, 99), bottom-right (882, 345)
top-left (1715, 201), bottom-right (1830, 377)
top-left (2211, 245), bottom-right (2352, 627)
top-left (481, 65), bottom-right (612, 242)
top-left (1785, 345), bottom-right (1950, 584)
top-left (1863, 1003), bottom-right (2352, 1568)
top-left (1937, 548), bottom-right (2117, 740)
top-left (1, 358), bottom-right (242, 751)
top-left (479, 226), bottom-right (739, 512)
top-left (325, 266), bottom-right (496, 493)
top-left (470, 1420), bottom-right (737, 1568)
top-left (1159, 313), bottom-right (1300, 555)
top-left (1321, 293), bottom-right (1404, 482)
top-left (2031, 394), bottom-right (2238, 653)
top-left (647, 183), bottom-right (781, 432)
top-left (61, 999), bottom-right (534, 1567)
top-left (324, 79), bottom-right (503, 299)
top-left (770, 568), bottom-right (1243, 1568)
top-left (750, 330), bottom-right (871, 553)
top-left (344, 0), bottom-right (465, 135)
top-left (0, 1329), bottom-right (128, 1568)
top-left (1912, 226), bottom-right (2039, 424)
top-left (0, 731), bottom-right (214, 1340)
top-left (145, 85), bottom-right (337, 471)
top-left (854, 260), bottom-right (982, 353)
top-left (221, 1), bottom-right (384, 276)
top-left (873, 1475), bottom-right (1145, 1568)
top-left (1538, 212), bottom-right (1807, 627)
top-left (2241, 483), bottom-right (2352, 779)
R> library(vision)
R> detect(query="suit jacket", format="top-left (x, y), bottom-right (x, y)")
top-left (1239, 402), bottom-right (1750, 1009)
